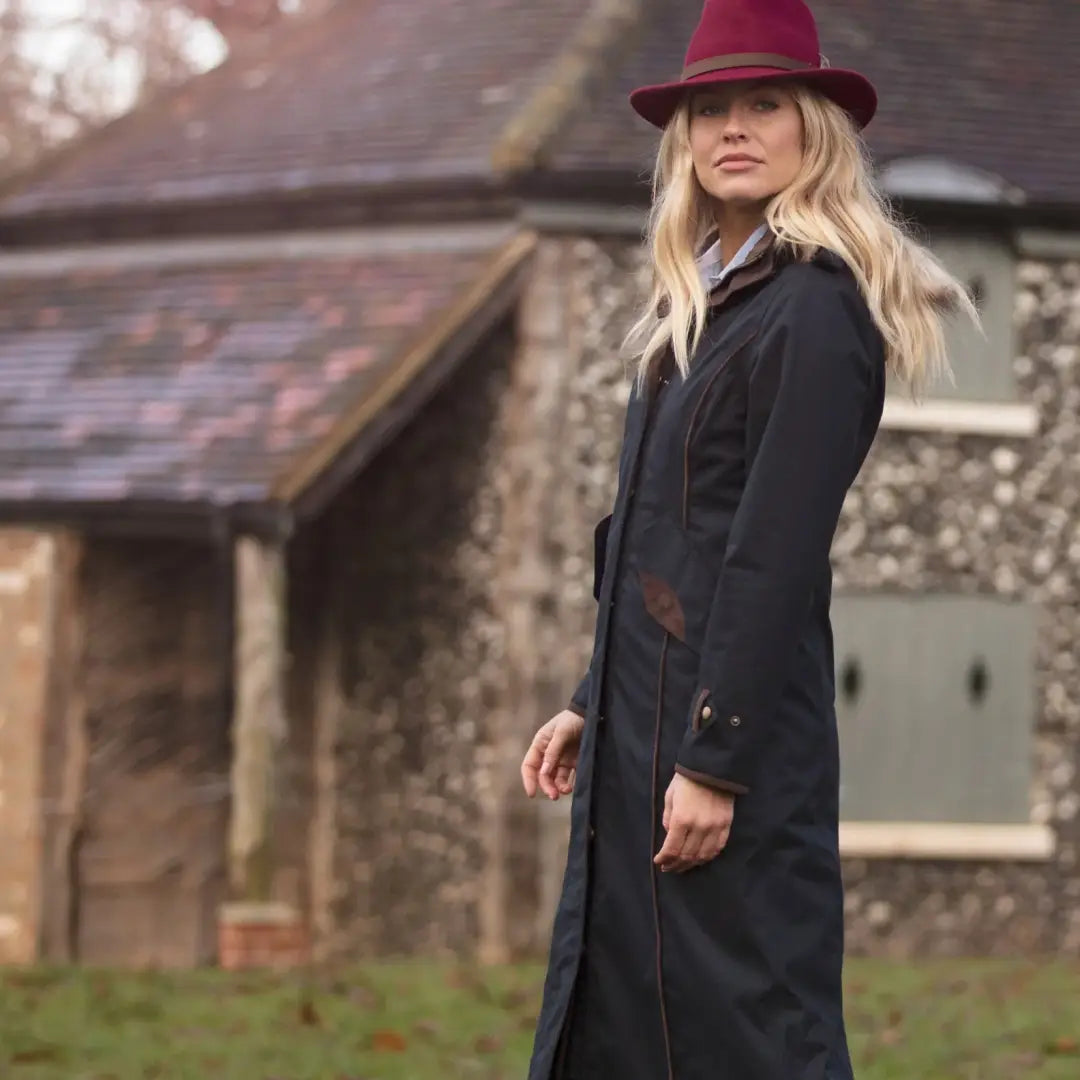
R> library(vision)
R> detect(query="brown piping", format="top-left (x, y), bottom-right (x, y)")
top-left (682, 52), bottom-right (815, 80)
top-left (650, 633), bottom-right (675, 1080)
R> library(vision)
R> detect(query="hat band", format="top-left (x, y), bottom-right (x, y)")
top-left (681, 53), bottom-right (815, 81)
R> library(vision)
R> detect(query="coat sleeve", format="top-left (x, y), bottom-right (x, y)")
top-left (567, 669), bottom-right (591, 718)
top-left (674, 269), bottom-right (880, 795)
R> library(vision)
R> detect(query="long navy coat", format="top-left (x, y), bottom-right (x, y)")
top-left (528, 236), bottom-right (886, 1080)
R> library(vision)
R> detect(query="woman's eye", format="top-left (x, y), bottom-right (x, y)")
top-left (753, 99), bottom-right (780, 112)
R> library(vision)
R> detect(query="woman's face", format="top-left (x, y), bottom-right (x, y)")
top-left (689, 81), bottom-right (805, 210)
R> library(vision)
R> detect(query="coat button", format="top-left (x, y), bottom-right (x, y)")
top-left (589, 825), bottom-right (596, 841)
top-left (701, 705), bottom-right (712, 721)
top-left (730, 714), bottom-right (742, 727)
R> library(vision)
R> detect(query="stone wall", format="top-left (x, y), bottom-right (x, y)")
top-left (529, 236), bottom-right (1080, 956)
top-left (300, 316), bottom-right (523, 960)
top-left (0, 530), bottom-right (55, 964)
top-left (836, 256), bottom-right (1080, 956)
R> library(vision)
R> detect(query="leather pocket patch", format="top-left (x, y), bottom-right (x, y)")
top-left (638, 570), bottom-right (687, 643)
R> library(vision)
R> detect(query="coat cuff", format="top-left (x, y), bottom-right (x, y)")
top-left (675, 687), bottom-right (754, 793)
top-left (673, 764), bottom-right (749, 796)
top-left (566, 700), bottom-right (587, 718)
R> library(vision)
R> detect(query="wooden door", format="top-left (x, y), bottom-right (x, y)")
top-left (76, 537), bottom-right (231, 967)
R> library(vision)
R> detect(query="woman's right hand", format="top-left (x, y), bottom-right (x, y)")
top-left (521, 710), bottom-right (585, 800)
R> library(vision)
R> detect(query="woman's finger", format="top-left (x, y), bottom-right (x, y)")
top-left (654, 819), bottom-right (689, 872)
top-left (554, 763), bottom-right (575, 794)
top-left (676, 826), bottom-right (706, 872)
top-left (539, 729), bottom-right (569, 798)
top-left (520, 729), bottom-right (551, 797)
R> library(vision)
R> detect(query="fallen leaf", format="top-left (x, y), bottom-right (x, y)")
top-left (501, 988), bottom-right (531, 1010)
top-left (11, 1048), bottom-right (61, 1065)
top-left (412, 1019), bottom-right (442, 1040)
top-left (1045, 1036), bottom-right (1080, 1055)
top-left (474, 1034), bottom-right (504, 1054)
top-left (371, 1029), bottom-right (408, 1053)
top-left (298, 997), bottom-right (321, 1027)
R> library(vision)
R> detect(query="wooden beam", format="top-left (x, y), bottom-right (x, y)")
top-left (229, 536), bottom-right (288, 901)
top-left (37, 532), bottom-right (88, 963)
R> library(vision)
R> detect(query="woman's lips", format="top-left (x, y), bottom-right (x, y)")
top-left (716, 158), bottom-right (760, 172)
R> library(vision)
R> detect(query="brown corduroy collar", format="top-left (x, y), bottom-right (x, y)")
top-left (705, 228), bottom-right (779, 309)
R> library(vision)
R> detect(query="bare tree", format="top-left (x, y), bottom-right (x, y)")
top-left (0, 0), bottom-right (334, 184)
top-left (175, 0), bottom-right (287, 46)
top-left (0, 0), bottom-right (54, 178)
top-left (172, 0), bottom-right (336, 48)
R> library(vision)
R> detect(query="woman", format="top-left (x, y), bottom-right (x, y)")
top-left (520, 1), bottom-right (977, 1078)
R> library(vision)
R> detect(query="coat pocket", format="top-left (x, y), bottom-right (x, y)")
top-left (593, 514), bottom-right (613, 602)
top-left (632, 515), bottom-right (717, 654)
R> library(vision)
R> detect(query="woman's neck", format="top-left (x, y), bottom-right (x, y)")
top-left (713, 206), bottom-right (766, 268)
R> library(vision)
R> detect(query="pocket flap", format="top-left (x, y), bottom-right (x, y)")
top-left (632, 516), bottom-right (717, 652)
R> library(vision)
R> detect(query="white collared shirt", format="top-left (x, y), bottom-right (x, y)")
top-left (697, 223), bottom-right (770, 290)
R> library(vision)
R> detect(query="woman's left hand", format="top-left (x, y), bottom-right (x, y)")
top-left (654, 773), bottom-right (735, 873)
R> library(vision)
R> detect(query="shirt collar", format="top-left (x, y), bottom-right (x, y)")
top-left (697, 223), bottom-right (770, 289)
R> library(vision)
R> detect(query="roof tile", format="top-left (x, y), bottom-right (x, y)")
top-left (554, 0), bottom-right (1080, 207)
top-left (0, 243), bottom-right (505, 506)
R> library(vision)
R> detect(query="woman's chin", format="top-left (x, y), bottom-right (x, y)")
top-left (706, 186), bottom-right (775, 211)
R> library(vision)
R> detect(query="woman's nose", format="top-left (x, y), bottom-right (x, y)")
top-left (721, 109), bottom-right (749, 141)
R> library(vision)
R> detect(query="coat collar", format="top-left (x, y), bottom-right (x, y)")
top-left (645, 237), bottom-right (850, 393)
top-left (705, 228), bottom-right (779, 310)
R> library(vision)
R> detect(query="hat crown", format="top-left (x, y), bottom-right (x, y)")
top-left (684, 0), bottom-right (821, 68)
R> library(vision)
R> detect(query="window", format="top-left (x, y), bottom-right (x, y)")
top-left (885, 230), bottom-right (1019, 404)
top-left (831, 595), bottom-right (1036, 826)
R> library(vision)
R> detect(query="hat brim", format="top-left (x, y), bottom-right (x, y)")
top-left (629, 67), bottom-right (878, 130)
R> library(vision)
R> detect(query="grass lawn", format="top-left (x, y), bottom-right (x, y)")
top-left (1, 958), bottom-right (1080, 1079)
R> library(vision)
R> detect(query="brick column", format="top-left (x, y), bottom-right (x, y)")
top-left (0, 531), bottom-right (57, 964)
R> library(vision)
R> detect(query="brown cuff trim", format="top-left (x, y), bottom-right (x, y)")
top-left (567, 702), bottom-right (587, 718)
top-left (674, 764), bottom-right (749, 796)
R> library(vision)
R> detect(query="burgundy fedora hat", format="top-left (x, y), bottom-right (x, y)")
top-left (629, 0), bottom-right (877, 130)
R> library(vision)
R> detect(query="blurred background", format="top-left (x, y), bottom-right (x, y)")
top-left (0, 1), bottom-right (1078, 1077)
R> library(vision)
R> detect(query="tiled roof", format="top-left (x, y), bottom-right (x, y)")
top-left (553, 0), bottom-right (1080, 208)
top-left (5, 0), bottom-right (1078, 216)
top-left (0, 233), bottom-right (532, 509)
top-left (0, 0), bottom-right (591, 218)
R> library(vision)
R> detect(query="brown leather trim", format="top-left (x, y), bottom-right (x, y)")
top-left (649, 634), bottom-right (675, 1080)
top-left (682, 53), bottom-right (815, 80)
top-left (566, 701), bottom-right (586, 718)
top-left (674, 763), bottom-right (750, 796)
top-left (638, 570), bottom-right (687, 642)
top-left (707, 234), bottom-right (778, 310)
top-left (682, 329), bottom-right (759, 527)
top-left (689, 686), bottom-right (710, 733)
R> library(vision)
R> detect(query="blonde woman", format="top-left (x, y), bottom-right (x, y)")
top-left (521, 1), bottom-right (976, 1078)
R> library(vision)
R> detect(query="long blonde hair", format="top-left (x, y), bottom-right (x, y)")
top-left (624, 85), bottom-right (979, 398)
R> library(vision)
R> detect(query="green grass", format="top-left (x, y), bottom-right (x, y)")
top-left (1, 959), bottom-right (1079, 1079)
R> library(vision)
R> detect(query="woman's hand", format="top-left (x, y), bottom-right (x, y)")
top-left (654, 772), bottom-right (734, 873)
top-left (521, 710), bottom-right (585, 800)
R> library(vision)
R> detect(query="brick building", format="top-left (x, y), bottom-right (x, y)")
top-left (0, 0), bottom-right (1078, 966)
